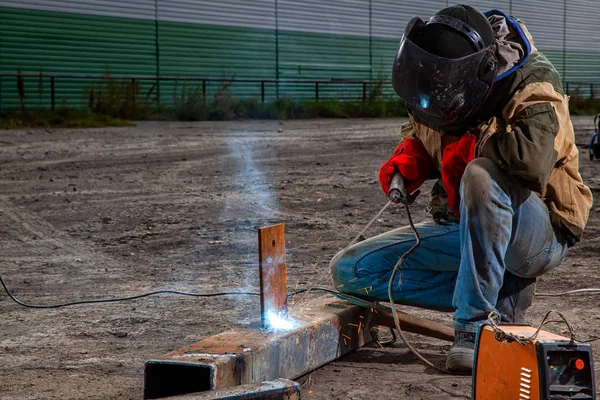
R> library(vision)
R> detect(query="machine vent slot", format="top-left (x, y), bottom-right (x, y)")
top-left (520, 367), bottom-right (532, 399)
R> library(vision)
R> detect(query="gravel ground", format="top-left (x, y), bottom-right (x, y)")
top-left (0, 117), bottom-right (598, 399)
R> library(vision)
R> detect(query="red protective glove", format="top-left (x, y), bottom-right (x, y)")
top-left (441, 134), bottom-right (477, 216)
top-left (379, 138), bottom-right (433, 197)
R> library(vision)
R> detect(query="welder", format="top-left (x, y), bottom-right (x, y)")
top-left (331, 5), bottom-right (593, 373)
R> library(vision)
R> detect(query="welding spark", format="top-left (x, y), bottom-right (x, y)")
top-left (223, 265), bottom-right (234, 272)
top-left (266, 311), bottom-right (297, 331)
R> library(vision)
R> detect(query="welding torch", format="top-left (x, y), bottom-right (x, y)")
top-left (388, 173), bottom-right (420, 205)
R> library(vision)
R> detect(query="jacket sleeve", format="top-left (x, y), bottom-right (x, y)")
top-left (476, 86), bottom-right (560, 193)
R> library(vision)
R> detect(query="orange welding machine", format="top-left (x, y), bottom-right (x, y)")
top-left (473, 324), bottom-right (596, 399)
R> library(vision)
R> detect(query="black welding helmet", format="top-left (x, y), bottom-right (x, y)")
top-left (392, 7), bottom-right (498, 130)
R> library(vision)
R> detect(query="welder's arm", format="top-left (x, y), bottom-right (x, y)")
top-left (477, 101), bottom-right (559, 193)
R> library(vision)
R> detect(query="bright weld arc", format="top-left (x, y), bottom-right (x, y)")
top-left (266, 311), bottom-right (297, 330)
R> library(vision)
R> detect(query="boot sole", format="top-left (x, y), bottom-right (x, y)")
top-left (446, 347), bottom-right (474, 373)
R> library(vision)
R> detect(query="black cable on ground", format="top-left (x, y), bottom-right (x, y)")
top-left (0, 273), bottom-right (340, 309)
top-left (0, 273), bottom-right (261, 309)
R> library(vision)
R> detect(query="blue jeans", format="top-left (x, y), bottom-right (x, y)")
top-left (331, 158), bottom-right (569, 333)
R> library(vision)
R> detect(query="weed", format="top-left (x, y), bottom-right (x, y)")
top-left (84, 68), bottom-right (156, 120)
top-left (209, 73), bottom-right (236, 120)
top-left (172, 82), bottom-right (207, 121)
top-left (568, 95), bottom-right (600, 116)
top-left (0, 107), bottom-right (132, 129)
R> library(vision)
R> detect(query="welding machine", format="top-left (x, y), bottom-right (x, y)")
top-left (473, 324), bottom-right (596, 400)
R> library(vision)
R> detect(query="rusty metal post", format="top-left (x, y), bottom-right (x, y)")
top-left (371, 304), bottom-right (454, 342)
top-left (258, 224), bottom-right (288, 328)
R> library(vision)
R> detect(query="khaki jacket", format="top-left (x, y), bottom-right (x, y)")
top-left (404, 21), bottom-right (592, 240)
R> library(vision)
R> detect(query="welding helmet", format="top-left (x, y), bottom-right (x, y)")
top-left (392, 6), bottom-right (498, 130)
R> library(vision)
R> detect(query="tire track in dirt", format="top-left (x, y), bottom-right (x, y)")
top-left (0, 202), bottom-right (121, 271)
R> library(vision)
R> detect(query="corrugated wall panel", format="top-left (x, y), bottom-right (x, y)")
top-left (157, 0), bottom-right (275, 30)
top-left (157, 1), bottom-right (275, 101)
top-left (0, 0), bottom-right (155, 19)
top-left (4, 0), bottom-right (600, 108)
top-left (512, 1), bottom-right (565, 79)
top-left (372, 0), bottom-right (444, 39)
top-left (278, 0), bottom-right (369, 99)
top-left (0, 7), bottom-right (157, 109)
top-left (158, 22), bottom-right (276, 100)
top-left (565, 0), bottom-right (600, 89)
top-left (450, 1), bottom-right (511, 14)
top-left (278, 0), bottom-right (369, 36)
top-left (513, 1), bottom-right (565, 50)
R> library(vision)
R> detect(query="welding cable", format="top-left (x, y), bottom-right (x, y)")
top-left (535, 288), bottom-right (600, 297)
top-left (386, 202), bottom-right (451, 374)
top-left (289, 200), bottom-right (394, 309)
top-left (0, 273), bottom-right (260, 309)
top-left (0, 271), bottom-right (344, 310)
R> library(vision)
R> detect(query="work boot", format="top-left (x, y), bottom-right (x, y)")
top-left (446, 330), bottom-right (476, 373)
top-left (495, 273), bottom-right (536, 323)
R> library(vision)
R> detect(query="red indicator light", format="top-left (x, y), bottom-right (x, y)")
top-left (574, 359), bottom-right (585, 371)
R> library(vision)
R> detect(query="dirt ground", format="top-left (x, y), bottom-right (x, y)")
top-left (0, 117), bottom-right (598, 400)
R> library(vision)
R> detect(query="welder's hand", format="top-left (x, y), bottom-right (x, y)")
top-left (441, 134), bottom-right (477, 216)
top-left (379, 138), bottom-right (433, 198)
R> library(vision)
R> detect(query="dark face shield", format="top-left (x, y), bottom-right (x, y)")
top-left (392, 17), bottom-right (497, 130)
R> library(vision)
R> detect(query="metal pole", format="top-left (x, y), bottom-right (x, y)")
top-left (275, 0), bottom-right (279, 99)
top-left (368, 0), bottom-right (373, 82)
top-left (51, 76), bottom-right (55, 110)
top-left (563, 0), bottom-right (567, 82)
top-left (131, 78), bottom-right (136, 105)
top-left (261, 81), bottom-right (265, 103)
top-left (591, 83), bottom-right (594, 99)
top-left (155, 0), bottom-right (160, 105)
top-left (315, 82), bottom-right (319, 102)
top-left (363, 82), bottom-right (367, 103)
top-left (202, 79), bottom-right (206, 101)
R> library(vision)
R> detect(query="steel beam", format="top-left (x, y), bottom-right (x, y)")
top-left (144, 296), bottom-right (373, 399)
top-left (158, 379), bottom-right (300, 400)
top-left (144, 223), bottom-right (455, 399)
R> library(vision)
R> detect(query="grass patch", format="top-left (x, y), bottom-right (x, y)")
top-left (6, 69), bottom-right (600, 128)
top-left (568, 96), bottom-right (600, 116)
top-left (0, 107), bottom-right (133, 129)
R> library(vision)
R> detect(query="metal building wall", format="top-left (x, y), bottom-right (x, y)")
top-left (277, 0), bottom-right (370, 100)
top-left (0, 1), bottom-right (157, 109)
top-left (565, 0), bottom-right (600, 96)
top-left (512, 0), bottom-right (565, 83)
top-left (3, 0), bottom-right (600, 109)
top-left (156, 0), bottom-right (276, 101)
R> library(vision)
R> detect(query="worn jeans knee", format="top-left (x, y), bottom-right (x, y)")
top-left (330, 222), bottom-right (461, 310)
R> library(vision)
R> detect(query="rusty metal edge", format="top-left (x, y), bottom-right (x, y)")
top-left (157, 378), bottom-right (301, 400)
top-left (144, 296), bottom-right (372, 399)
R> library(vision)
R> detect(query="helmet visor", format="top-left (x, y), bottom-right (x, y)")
top-left (392, 17), bottom-right (496, 128)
